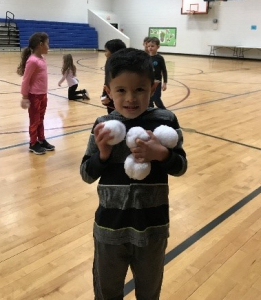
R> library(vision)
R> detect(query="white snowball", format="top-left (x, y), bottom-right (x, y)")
top-left (124, 154), bottom-right (151, 180)
top-left (153, 125), bottom-right (178, 148)
top-left (102, 120), bottom-right (126, 145)
top-left (126, 127), bottom-right (150, 148)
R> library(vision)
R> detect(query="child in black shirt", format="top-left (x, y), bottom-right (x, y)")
top-left (147, 37), bottom-right (168, 109)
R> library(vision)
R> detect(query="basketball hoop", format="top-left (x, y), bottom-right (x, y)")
top-left (187, 10), bottom-right (195, 14)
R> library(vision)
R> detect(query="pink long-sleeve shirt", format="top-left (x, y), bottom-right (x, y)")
top-left (21, 54), bottom-right (48, 97)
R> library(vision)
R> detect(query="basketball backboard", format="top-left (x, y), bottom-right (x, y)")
top-left (181, 0), bottom-right (209, 14)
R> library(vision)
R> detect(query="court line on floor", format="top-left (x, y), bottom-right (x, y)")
top-left (174, 89), bottom-right (261, 111)
top-left (182, 128), bottom-right (261, 151)
top-left (196, 131), bottom-right (261, 151)
top-left (166, 79), bottom-right (190, 108)
top-left (0, 128), bottom-right (91, 151)
top-left (124, 185), bottom-right (261, 296)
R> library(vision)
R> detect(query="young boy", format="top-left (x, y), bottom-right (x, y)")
top-left (147, 36), bottom-right (168, 109)
top-left (100, 39), bottom-right (126, 114)
top-left (80, 48), bottom-right (187, 300)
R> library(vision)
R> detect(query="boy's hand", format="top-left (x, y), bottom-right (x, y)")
top-left (130, 131), bottom-right (169, 163)
top-left (162, 83), bottom-right (167, 91)
top-left (94, 123), bottom-right (113, 161)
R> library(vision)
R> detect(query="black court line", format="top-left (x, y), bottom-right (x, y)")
top-left (0, 128), bottom-right (91, 151)
top-left (47, 92), bottom-right (107, 109)
top-left (196, 130), bottom-right (261, 151)
top-left (182, 127), bottom-right (261, 151)
top-left (0, 123), bottom-right (93, 135)
top-left (184, 86), bottom-right (236, 96)
top-left (0, 79), bottom-right (21, 86)
top-left (203, 68), bottom-right (252, 75)
top-left (174, 89), bottom-right (261, 111)
top-left (165, 79), bottom-right (190, 109)
top-left (124, 185), bottom-right (261, 296)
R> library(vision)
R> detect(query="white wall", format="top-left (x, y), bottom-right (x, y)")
top-left (1, 0), bottom-right (261, 58)
top-left (0, 0), bottom-right (112, 23)
top-left (112, 0), bottom-right (261, 58)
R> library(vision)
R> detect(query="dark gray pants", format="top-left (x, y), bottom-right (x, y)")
top-left (93, 238), bottom-right (167, 300)
top-left (149, 82), bottom-right (166, 109)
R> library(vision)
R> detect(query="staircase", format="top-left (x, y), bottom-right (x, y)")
top-left (0, 12), bottom-right (20, 51)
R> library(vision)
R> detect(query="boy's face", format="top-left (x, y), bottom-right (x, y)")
top-left (105, 72), bottom-right (157, 119)
top-left (105, 48), bottom-right (112, 58)
top-left (147, 42), bottom-right (159, 55)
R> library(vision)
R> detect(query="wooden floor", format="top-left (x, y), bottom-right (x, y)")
top-left (1, 50), bottom-right (261, 300)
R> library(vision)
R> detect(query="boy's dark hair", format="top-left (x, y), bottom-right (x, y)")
top-left (105, 48), bottom-right (155, 86)
top-left (143, 36), bottom-right (151, 43)
top-left (149, 37), bottom-right (160, 46)
top-left (17, 32), bottom-right (49, 76)
top-left (104, 39), bottom-right (126, 54)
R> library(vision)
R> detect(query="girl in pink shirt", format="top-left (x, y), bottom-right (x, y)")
top-left (58, 54), bottom-right (90, 100)
top-left (17, 32), bottom-right (55, 155)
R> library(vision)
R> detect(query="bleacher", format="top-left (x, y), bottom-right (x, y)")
top-left (15, 19), bottom-right (98, 49)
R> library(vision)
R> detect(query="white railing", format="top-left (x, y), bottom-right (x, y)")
top-left (88, 9), bottom-right (130, 50)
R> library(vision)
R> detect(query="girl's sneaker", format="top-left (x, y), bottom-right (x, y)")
top-left (85, 90), bottom-right (90, 100)
top-left (82, 94), bottom-right (90, 100)
top-left (29, 142), bottom-right (46, 155)
top-left (82, 89), bottom-right (90, 100)
top-left (39, 139), bottom-right (55, 151)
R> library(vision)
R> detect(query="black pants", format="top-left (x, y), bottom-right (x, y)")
top-left (68, 84), bottom-right (84, 100)
top-left (149, 82), bottom-right (166, 109)
top-left (93, 238), bottom-right (167, 300)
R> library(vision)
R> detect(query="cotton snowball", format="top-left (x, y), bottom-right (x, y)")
top-left (124, 154), bottom-right (151, 180)
top-left (102, 120), bottom-right (126, 145)
top-left (153, 125), bottom-right (178, 148)
top-left (126, 127), bottom-right (150, 148)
